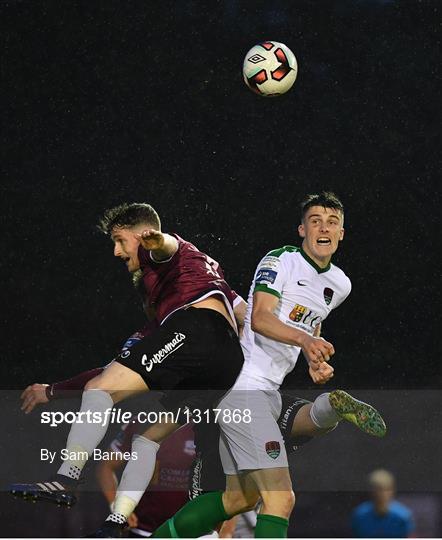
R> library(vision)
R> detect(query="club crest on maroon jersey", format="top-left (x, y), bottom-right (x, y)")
top-left (265, 441), bottom-right (281, 459)
top-left (323, 287), bottom-right (334, 305)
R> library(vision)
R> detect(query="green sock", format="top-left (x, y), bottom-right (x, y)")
top-left (255, 514), bottom-right (289, 538)
top-left (151, 518), bottom-right (177, 539)
top-left (152, 491), bottom-right (230, 538)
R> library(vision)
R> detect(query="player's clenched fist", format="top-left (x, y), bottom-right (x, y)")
top-left (20, 383), bottom-right (49, 414)
top-left (298, 333), bottom-right (335, 366)
top-left (309, 361), bottom-right (334, 384)
top-left (135, 229), bottom-right (165, 251)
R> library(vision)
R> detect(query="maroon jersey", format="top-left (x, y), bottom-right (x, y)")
top-left (138, 234), bottom-right (236, 325)
top-left (110, 423), bottom-right (195, 534)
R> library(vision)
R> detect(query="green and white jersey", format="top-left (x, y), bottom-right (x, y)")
top-left (237, 246), bottom-right (351, 390)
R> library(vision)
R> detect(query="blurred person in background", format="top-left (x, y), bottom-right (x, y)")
top-left (351, 469), bottom-right (415, 538)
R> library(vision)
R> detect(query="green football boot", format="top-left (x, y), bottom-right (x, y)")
top-left (329, 390), bottom-right (387, 437)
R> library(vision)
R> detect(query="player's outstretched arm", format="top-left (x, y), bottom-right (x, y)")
top-left (136, 230), bottom-right (178, 261)
top-left (252, 291), bottom-right (335, 367)
top-left (20, 384), bottom-right (49, 413)
top-left (20, 367), bottom-right (105, 414)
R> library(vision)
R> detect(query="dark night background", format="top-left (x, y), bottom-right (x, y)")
top-left (1, 0), bottom-right (441, 537)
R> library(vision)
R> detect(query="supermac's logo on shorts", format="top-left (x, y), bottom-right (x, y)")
top-left (265, 441), bottom-right (281, 459)
top-left (142, 332), bottom-right (186, 373)
top-left (189, 455), bottom-right (203, 500)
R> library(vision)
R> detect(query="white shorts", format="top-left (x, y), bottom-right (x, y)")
top-left (217, 388), bottom-right (288, 474)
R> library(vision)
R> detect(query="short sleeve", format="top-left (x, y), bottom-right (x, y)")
top-left (253, 252), bottom-right (288, 298)
top-left (334, 275), bottom-right (352, 308)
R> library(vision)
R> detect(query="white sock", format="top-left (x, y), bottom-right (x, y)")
top-left (111, 435), bottom-right (160, 519)
top-left (310, 392), bottom-right (340, 429)
top-left (57, 389), bottom-right (114, 480)
top-left (106, 513), bottom-right (127, 525)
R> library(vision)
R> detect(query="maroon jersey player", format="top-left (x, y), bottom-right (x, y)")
top-left (138, 233), bottom-right (237, 326)
top-left (12, 202), bottom-right (245, 537)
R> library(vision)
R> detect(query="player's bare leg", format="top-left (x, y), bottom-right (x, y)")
top-left (152, 468), bottom-right (292, 538)
top-left (247, 468), bottom-right (295, 536)
top-left (152, 473), bottom-right (259, 538)
top-left (84, 361), bottom-right (149, 401)
top-left (57, 361), bottom-right (149, 483)
top-left (11, 362), bottom-right (149, 506)
top-left (222, 473), bottom-right (261, 516)
top-left (223, 469), bottom-right (294, 520)
top-left (290, 402), bottom-right (330, 437)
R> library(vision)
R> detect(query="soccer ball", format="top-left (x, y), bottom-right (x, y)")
top-left (243, 41), bottom-right (298, 97)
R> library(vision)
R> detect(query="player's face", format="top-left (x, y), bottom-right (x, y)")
top-left (111, 226), bottom-right (144, 273)
top-left (298, 206), bottom-right (344, 266)
top-left (372, 485), bottom-right (395, 507)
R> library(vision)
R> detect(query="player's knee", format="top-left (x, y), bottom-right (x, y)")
top-left (260, 489), bottom-right (296, 518)
top-left (84, 376), bottom-right (107, 391)
top-left (84, 378), bottom-right (118, 401)
top-left (222, 490), bottom-right (260, 515)
top-left (287, 489), bottom-right (296, 511)
top-left (242, 491), bottom-right (260, 512)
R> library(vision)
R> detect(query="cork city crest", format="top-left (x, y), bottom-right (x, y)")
top-left (265, 441), bottom-right (281, 459)
top-left (323, 287), bottom-right (334, 305)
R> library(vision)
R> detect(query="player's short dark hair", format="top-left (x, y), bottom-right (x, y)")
top-left (98, 203), bottom-right (161, 234)
top-left (300, 191), bottom-right (344, 221)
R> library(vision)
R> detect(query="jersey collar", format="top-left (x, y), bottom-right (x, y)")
top-left (300, 247), bottom-right (331, 274)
